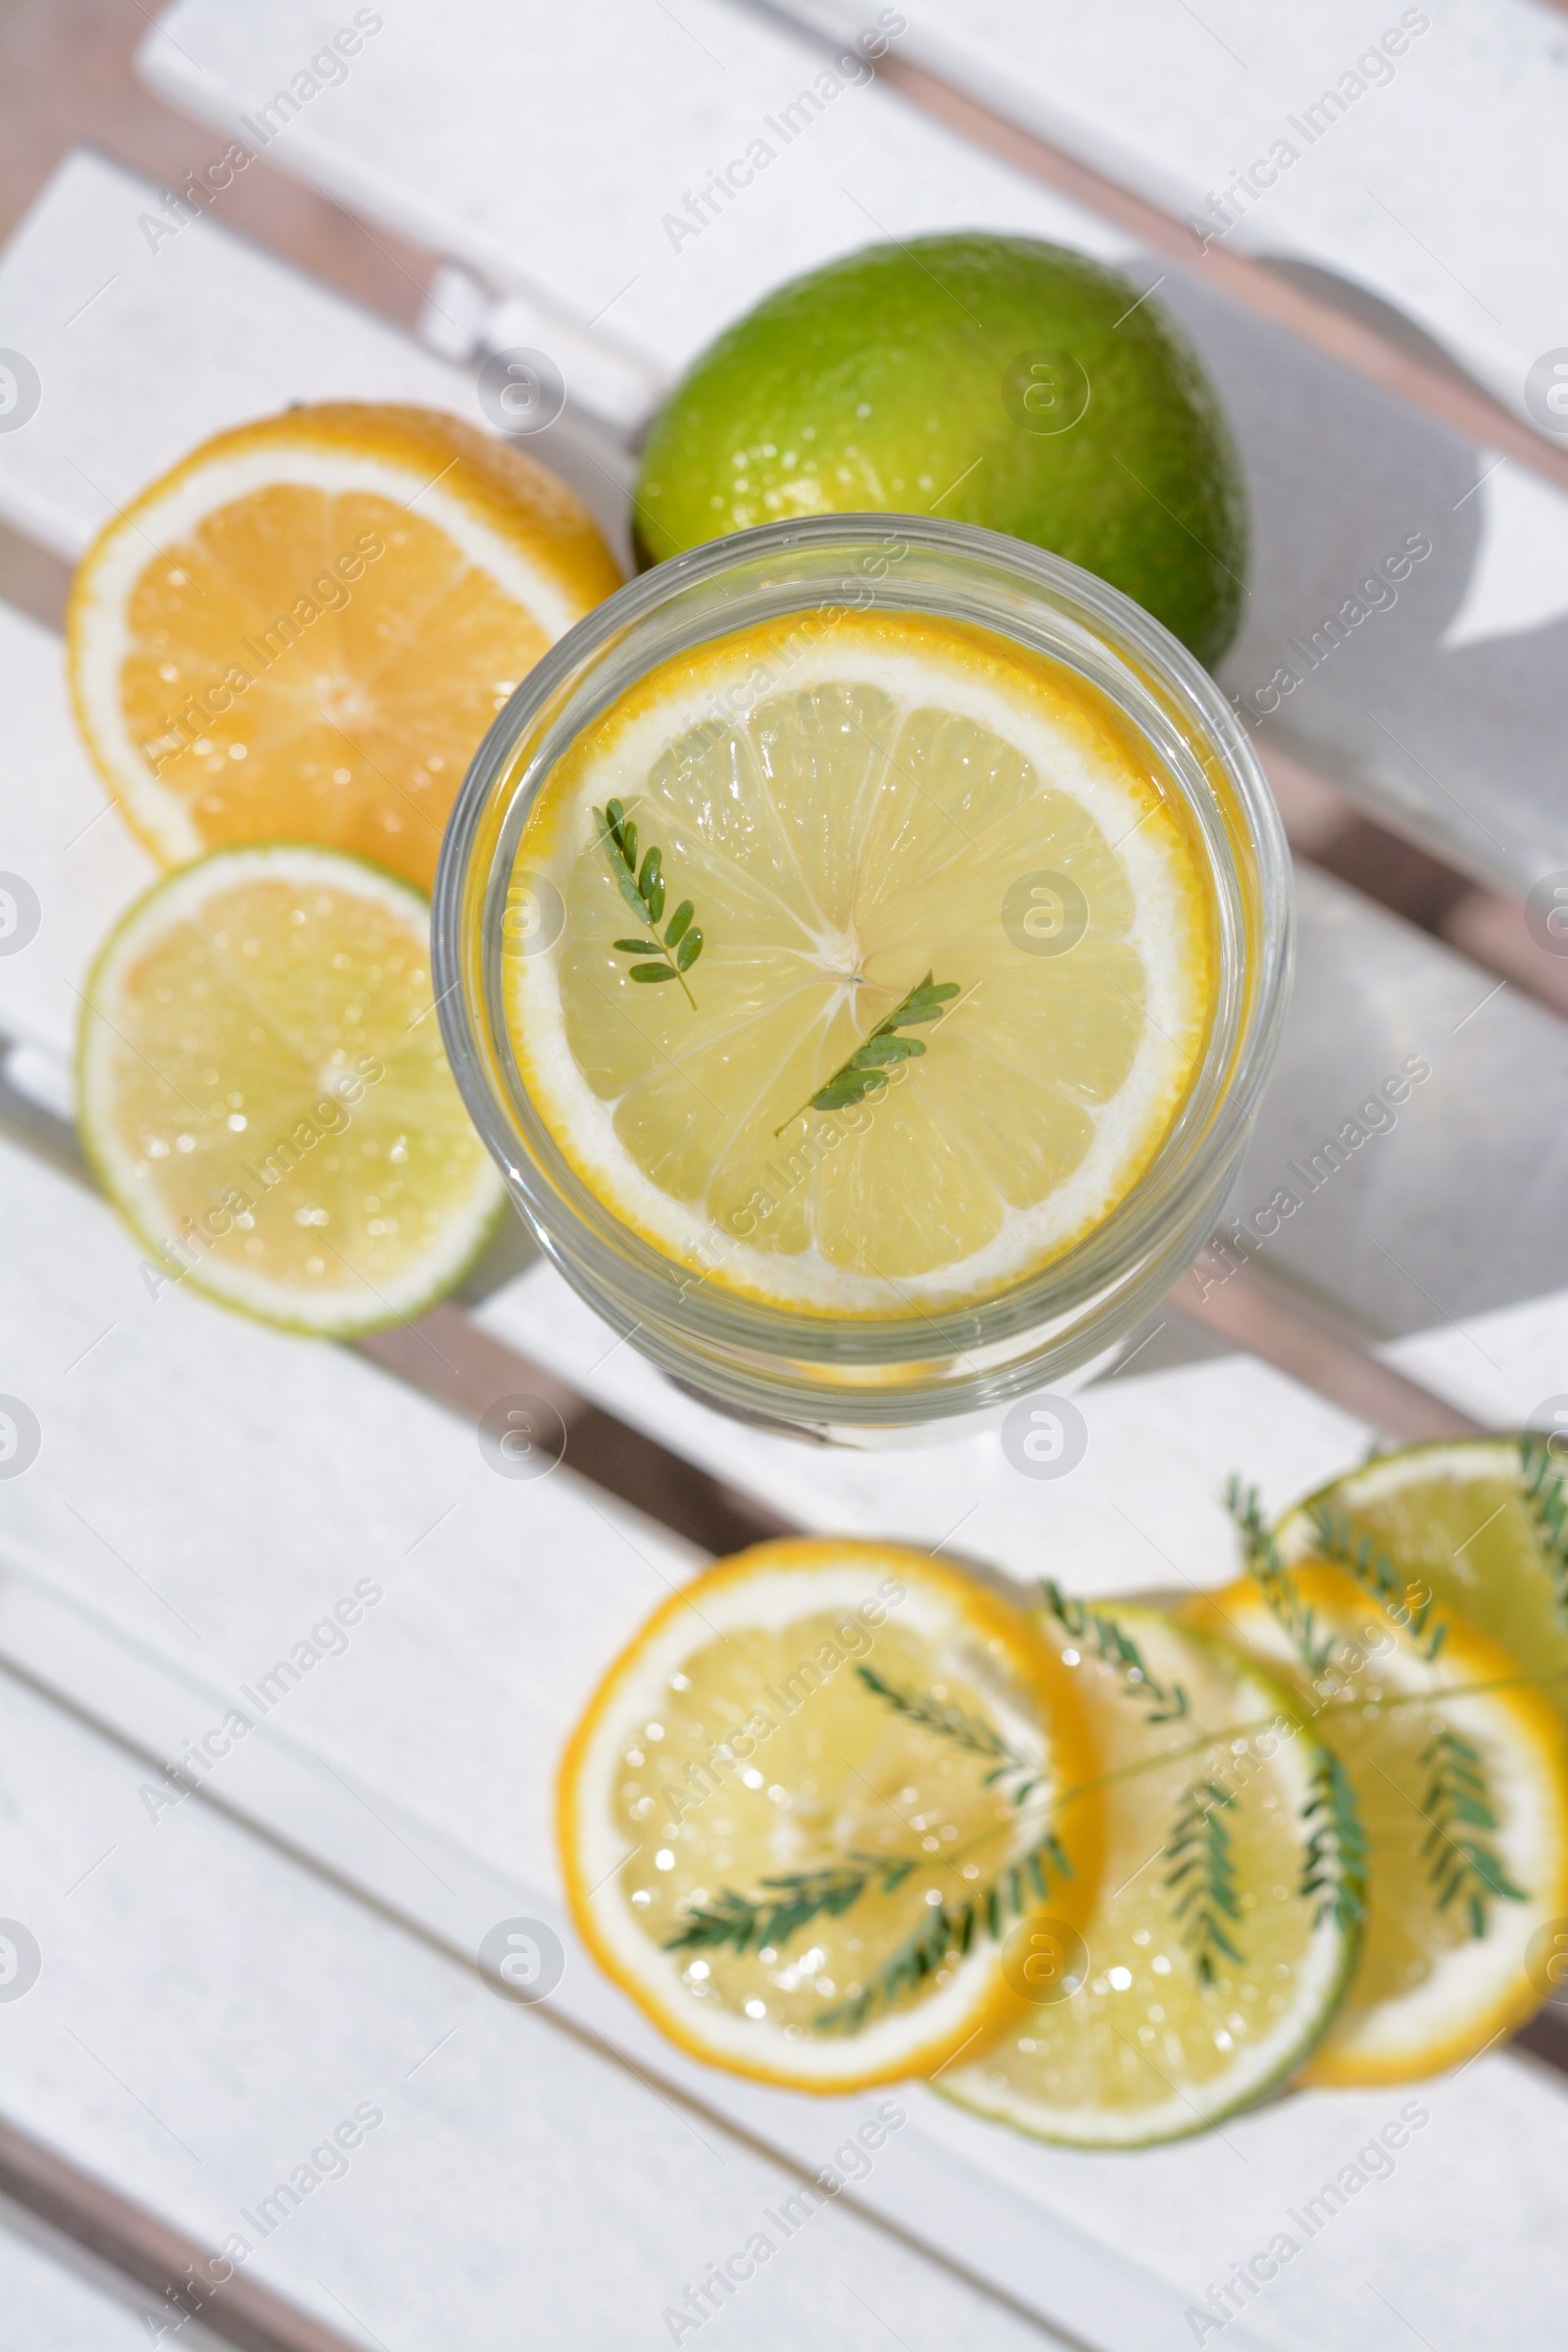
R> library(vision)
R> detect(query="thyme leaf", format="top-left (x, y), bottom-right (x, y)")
top-left (773, 970), bottom-right (958, 1136)
top-left (1163, 1781), bottom-right (1245, 1985)
top-left (1521, 1432), bottom-right (1568, 1630)
top-left (1225, 1477), bottom-right (1335, 1676)
top-left (1299, 1750), bottom-right (1369, 1934)
top-left (855, 1663), bottom-right (1047, 1803)
top-left (596, 800), bottom-right (703, 1006)
top-left (1040, 1581), bottom-right (1192, 1725)
top-left (813, 1827), bottom-right (1074, 2034)
top-left (1419, 1725), bottom-right (1527, 1938)
top-left (1303, 1503), bottom-right (1447, 1661)
top-left (662, 1854), bottom-right (915, 1957)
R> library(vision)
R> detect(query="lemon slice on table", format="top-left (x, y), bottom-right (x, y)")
top-left (941, 1600), bottom-right (1357, 2146)
top-left (1278, 1436), bottom-right (1568, 1723)
top-left (509, 611), bottom-right (1215, 1315)
top-left (78, 846), bottom-right (505, 1337)
top-left (558, 1540), bottom-right (1102, 2091)
top-left (68, 404), bottom-right (622, 891)
top-left (1188, 1562), bottom-right (1568, 2084)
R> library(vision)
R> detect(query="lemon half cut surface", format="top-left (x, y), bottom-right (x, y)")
top-left (79, 846), bottom-right (506, 1336)
top-left (68, 404), bottom-right (623, 891)
top-left (558, 1541), bottom-right (1102, 2091)
top-left (942, 1603), bottom-right (1357, 2145)
top-left (509, 612), bottom-right (1216, 1315)
top-left (1189, 1563), bottom-right (1568, 2084)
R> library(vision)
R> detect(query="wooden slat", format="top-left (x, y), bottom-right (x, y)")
top-left (5, 156), bottom-right (1568, 1344)
top-left (1178, 1252), bottom-right (1488, 1441)
top-left (0, 149), bottom-right (631, 568)
top-left (0, 603), bottom-right (157, 1076)
top-left (1, 2131), bottom-right (358, 2352)
top-left (10, 1115), bottom-right (1568, 2346)
top-left (0, 1650), bottom-right (1102, 2351)
top-left (128, 3), bottom-right (1568, 899)
top-left (772, 0), bottom-right (1568, 436)
top-left (0, 2192), bottom-right (229, 2352)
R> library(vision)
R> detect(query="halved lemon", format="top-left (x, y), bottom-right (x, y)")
top-left (1188, 1563), bottom-right (1568, 2083)
top-left (68, 404), bottom-right (622, 891)
top-left (558, 1540), bottom-right (1102, 2091)
top-left (941, 1601), bottom-right (1357, 2145)
top-left (508, 611), bottom-right (1215, 1314)
top-left (1278, 1436), bottom-right (1568, 1722)
top-left (78, 845), bottom-right (506, 1336)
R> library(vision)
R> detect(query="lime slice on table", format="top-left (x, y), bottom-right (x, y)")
top-left (940, 1600), bottom-right (1357, 2145)
top-left (78, 845), bottom-right (506, 1336)
top-left (1277, 1435), bottom-right (1568, 1722)
top-left (559, 1540), bottom-right (1102, 2092)
top-left (1188, 1561), bottom-right (1568, 2084)
top-left (508, 610), bottom-right (1215, 1317)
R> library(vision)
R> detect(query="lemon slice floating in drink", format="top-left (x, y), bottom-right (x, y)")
top-left (941, 1600), bottom-right (1358, 2145)
top-left (558, 1540), bottom-right (1102, 2091)
top-left (68, 404), bottom-right (622, 891)
top-left (78, 846), bottom-right (505, 1335)
top-left (508, 612), bottom-right (1214, 1313)
top-left (1188, 1561), bottom-right (1568, 2084)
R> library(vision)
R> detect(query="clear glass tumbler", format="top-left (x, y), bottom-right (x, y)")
top-left (433, 515), bottom-right (1292, 1441)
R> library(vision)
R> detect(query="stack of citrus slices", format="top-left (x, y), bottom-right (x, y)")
top-left (65, 405), bottom-right (622, 1333)
top-left (560, 1438), bottom-right (1568, 2139)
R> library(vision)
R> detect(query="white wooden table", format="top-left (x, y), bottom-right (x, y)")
top-left (4, 8), bottom-right (1568, 2347)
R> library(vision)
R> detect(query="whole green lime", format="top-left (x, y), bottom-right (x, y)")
top-left (634, 235), bottom-right (1249, 667)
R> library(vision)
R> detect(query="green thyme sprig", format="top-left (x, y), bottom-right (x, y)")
top-left (1299, 1750), bottom-right (1369, 1934)
top-left (856, 1663), bottom-right (1047, 1803)
top-left (773, 970), bottom-right (958, 1136)
top-left (663, 1855), bottom-right (916, 1957)
top-left (1225, 1477), bottom-right (1335, 1677)
top-left (1419, 1725), bottom-right (1527, 1939)
top-left (1304, 1503), bottom-right (1447, 1661)
top-left (1521, 1432), bottom-right (1568, 1628)
top-left (596, 799), bottom-right (703, 1006)
top-left (1040, 1581), bottom-right (1192, 1725)
top-left (1163, 1781), bottom-right (1244, 1985)
top-left (814, 1827), bottom-right (1074, 2034)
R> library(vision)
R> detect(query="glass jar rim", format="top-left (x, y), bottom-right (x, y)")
top-left (434, 514), bottom-right (1293, 1388)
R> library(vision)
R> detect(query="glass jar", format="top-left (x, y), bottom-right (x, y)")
top-left (433, 515), bottom-right (1291, 1442)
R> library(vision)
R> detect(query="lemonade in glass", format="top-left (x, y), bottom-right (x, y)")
top-left (435, 517), bottom-right (1290, 1436)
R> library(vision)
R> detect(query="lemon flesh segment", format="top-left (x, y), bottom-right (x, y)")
top-left (68, 405), bottom-right (623, 891)
top-left (1189, 1565), bottom-right (1568, 2084)
top-left (941, 1605), bottom-right (1355, 2146)
top-left (1278, 1436), bottom-right (1568, 1724)
top-left (511, 613), bottom-right (1215, 1314)
top-left (78, 847), bottom-right (506, 1337)
top-left (558, 1542), bottom-right (1102, 2092)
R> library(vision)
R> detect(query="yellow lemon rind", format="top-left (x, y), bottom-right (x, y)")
top-left (66, 402), bottom-right (623, 873)
top-left (1187, 1565), bottom-right (1568, 2087)
top-left (558, 1539), bottom-right (1102, 2093)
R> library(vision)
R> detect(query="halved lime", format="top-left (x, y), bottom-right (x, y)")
top-left (939, 1601), bottom-right (1356, 2145)
top-left (78, 845), bottom-right (506, 1336)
